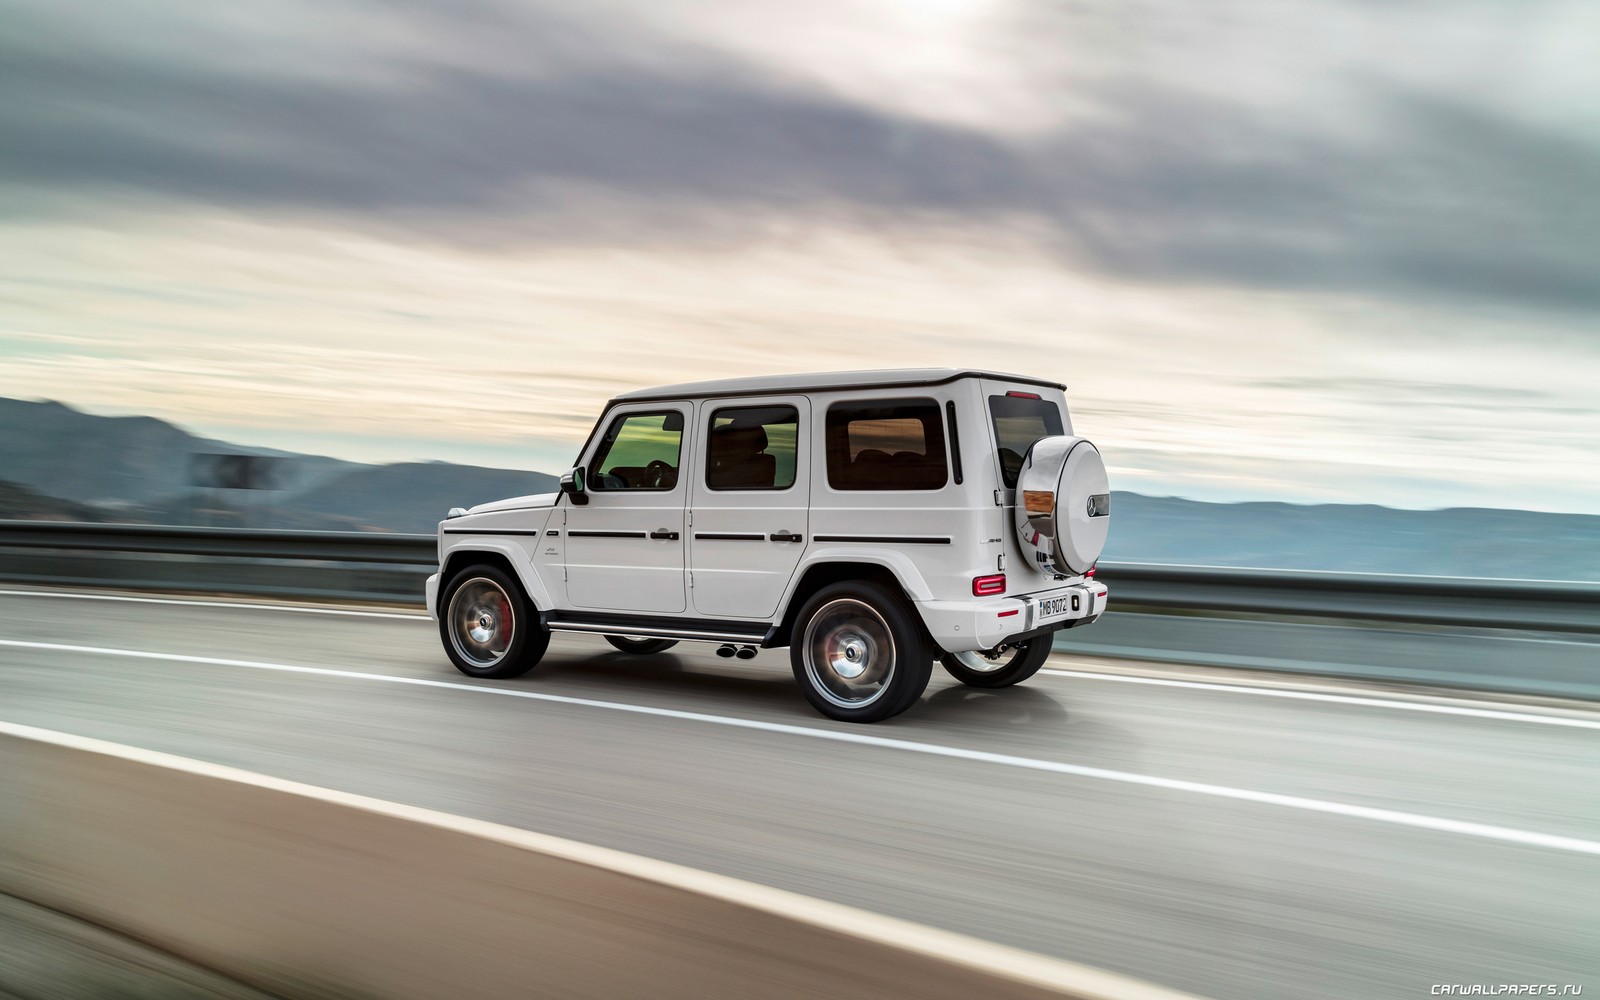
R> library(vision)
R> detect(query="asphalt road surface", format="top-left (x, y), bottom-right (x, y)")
top-left (1, 589), bottom-right (1596, 1000)
top-left (1058, 611), bottom-right (1600, 699)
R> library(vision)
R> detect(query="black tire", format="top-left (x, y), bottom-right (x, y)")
top-left (604, 635), bottom-right (680, 655)
top-left (439, 565), bottom-right (549, 679)
top-left (940, 637), bottom-right (1052, 688)
top-left (789, 581), bottom-right (933, 723)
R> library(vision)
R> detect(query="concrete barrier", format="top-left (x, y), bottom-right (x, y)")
top-left (0, 723), bottom-right (1200, 1000)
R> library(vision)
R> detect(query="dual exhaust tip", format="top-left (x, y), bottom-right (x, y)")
top-left (716, 644), bottom-right (758, 660)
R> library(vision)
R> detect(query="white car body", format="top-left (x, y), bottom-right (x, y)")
top-left (427, 369), bottom-right (1110, 721)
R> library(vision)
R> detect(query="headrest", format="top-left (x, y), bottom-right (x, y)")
top-left (713, 423), bottom-right (768, 453)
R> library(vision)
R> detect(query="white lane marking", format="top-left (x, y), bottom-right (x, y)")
top-left (0, 589), bottom-right (428, 620)
top-left (5, 638), bottom-right (1599, 858)
top-left (1040, 668), bottom-right (1600, 731)
top-left (0, 589), bottom-right (1587, 729)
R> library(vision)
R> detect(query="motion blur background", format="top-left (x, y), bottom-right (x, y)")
top-left (2, 0), bottom-right (1597, 565)
top-left (3, 7), bottom-right (1599, 1000)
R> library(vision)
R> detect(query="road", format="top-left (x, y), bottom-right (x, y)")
top-left (1, 589), bottom-right (1596, 999)
top-left (1058, 611), bottom-right (1600, 699)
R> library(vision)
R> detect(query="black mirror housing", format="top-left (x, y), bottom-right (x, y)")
top-left (559, 467), bottom-right (589, 505)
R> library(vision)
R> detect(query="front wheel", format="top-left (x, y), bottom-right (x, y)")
top-left (440, 565), bottom-right (549, 679)
top-left (940, 637), bottom-right (1052, 688)
top-left (604, 635), bottom-right (680, 655)
top-left (790, 581), bottom-right (932, 723)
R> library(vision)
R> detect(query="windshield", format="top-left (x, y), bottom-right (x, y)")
top-left (989, 394), bottom-right (1064, 488)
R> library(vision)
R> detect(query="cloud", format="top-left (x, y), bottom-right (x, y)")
top-left (4, 0), bottom-right (1599, 314)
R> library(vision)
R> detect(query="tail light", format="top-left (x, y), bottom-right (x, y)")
top-left (1085, 564), bottom-right (1097, 578)
top-left (1005, 390), bottom-right (1042, 399)
top-left (972, 573), bottom-right (1007, 596)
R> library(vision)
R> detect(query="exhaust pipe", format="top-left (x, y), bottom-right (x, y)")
top-left (734, 645), bottom-right (757, 660)
top-left (715, 644), bottom-right (737, 658)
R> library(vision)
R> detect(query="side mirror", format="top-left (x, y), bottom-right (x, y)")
top-left (560, 467), bottom-right (589, 505)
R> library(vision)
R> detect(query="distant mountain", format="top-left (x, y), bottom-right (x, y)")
top-left (2, 396), bottom-right (1596, 579)
top-left (0, 397), bottom-right (551, 533)
top-left (284, 462), bottom-right (557, 533)
top-left (1104, 493), bottom-right (1600, 581)
top-left (0, 478), bottom-right (105, 522)
top-left (0, 397), bottom-right (352, 505)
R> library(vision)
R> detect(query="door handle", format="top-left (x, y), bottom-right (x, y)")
top-left (769, 531), bottom-right (804, 543)
top-left (650, 529), bottom-right (680, 541)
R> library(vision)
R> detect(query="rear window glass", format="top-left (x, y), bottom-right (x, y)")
top-left (989, 394), bottom-right (1064, 488)
top-left (826, 398), bottom-right (948, 491)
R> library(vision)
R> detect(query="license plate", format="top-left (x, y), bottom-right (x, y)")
top-left (1033, 591), bottom-right (1082, 624)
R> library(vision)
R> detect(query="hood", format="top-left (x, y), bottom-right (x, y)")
top-left (465, 492), bottom-right (559, 515)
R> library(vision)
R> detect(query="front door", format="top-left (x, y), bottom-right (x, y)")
top-left (565, 405), bottom-right (690, 614)
top-left (689, 397), bottom-right (810, 619)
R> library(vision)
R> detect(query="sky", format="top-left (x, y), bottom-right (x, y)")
top-left (1, 0), bottom-right (1597, 513)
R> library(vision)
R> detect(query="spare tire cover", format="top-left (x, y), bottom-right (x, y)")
top-left (1014, 437), bottom-right (1110, 576)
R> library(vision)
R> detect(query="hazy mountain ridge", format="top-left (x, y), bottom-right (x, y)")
top-left (1, 397), bottom-right (1595, 578)
top-left (0, 397), bottom-right (553, 533)
top-left (1104, 494), bottom-right (1600, 580)
top-left (0, 478), bottom-right (107, 522)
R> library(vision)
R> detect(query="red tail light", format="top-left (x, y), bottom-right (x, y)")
top-left (972, 573), bottom-right (1007, 596)
top-left (1006, 390), bottom-right (1042, 399)
top-left (1085, 564), bottom-right (1097, 578)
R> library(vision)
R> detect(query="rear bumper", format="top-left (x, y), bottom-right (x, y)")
top-left (915, 583), bottom-right (1108, 653)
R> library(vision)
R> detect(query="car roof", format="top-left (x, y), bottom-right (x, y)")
top-left (612, 368), bottom-right (1066, 403)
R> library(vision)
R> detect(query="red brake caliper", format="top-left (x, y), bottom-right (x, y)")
top-left (497, 595), bottom-right (511, 650)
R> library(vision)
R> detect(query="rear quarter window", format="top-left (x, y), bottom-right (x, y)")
top-left (826, 398), bottom-right (949, 491)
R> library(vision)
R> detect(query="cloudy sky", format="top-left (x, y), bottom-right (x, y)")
top-left (2, 0), bottom-right (1597, 512)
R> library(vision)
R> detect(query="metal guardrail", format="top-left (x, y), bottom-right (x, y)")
top-left (0, 520), bottom-right (435, 602)
top-left (1099, 563), bottom-right (1600, 634)
top-left (0, 520), bottom-right (1596, 632)
top-left (0, 520), bottom-right (434, 563)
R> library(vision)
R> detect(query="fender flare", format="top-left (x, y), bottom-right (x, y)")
top-left (781, 547), bottom-right (936, 607)
top-left (437, 538), bottom-right (555, 614)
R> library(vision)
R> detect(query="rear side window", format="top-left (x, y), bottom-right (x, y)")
top-left (826, 398), bottom-right (948, 491)
top-left (989, 394), bottom-right (1064, 488)
top-left (706, 405), bottom-right (798, 490)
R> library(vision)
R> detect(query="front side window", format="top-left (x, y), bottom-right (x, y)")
top-left (706, 405), bottom-right (798, 490)
top-left (826, 398), bottom-right (948, 491)
top-left (989, 394), bottom-right (1064, 488)
top-left (589, 410), bottom-right (684, 490)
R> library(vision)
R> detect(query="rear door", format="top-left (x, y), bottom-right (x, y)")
top-left (565, 404), bottom-right (690, 614)
top-left (689, 397), bottom-right (809, 619)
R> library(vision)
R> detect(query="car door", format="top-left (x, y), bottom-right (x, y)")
top-left (689, 397), bottom-right (809, 619)
top-left (565, 404), bottom-right (690, 614)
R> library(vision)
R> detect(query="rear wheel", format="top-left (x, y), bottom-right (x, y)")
top-left (604, 635), bottom-right (680, 655)
top-left (790, 581), bottom-right (932, 723)
top-left (440, 565), bottom-right (549, 678)
top-left (940, 637), bottom-right (1052, 688)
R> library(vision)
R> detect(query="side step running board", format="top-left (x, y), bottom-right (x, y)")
top-left (543, 615), bottom-right (775, 646)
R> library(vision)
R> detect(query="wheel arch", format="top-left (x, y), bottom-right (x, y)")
top-left (437, 542), bottom-right (552, 616)
top-left (770, 554), bottom-right (931, 648)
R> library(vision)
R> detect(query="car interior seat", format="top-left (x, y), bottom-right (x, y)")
top-left (709, 423), bottom-right (776, 489)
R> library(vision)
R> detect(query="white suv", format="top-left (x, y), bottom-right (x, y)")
top-left (426, 369), bottom-right (1111, 722)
